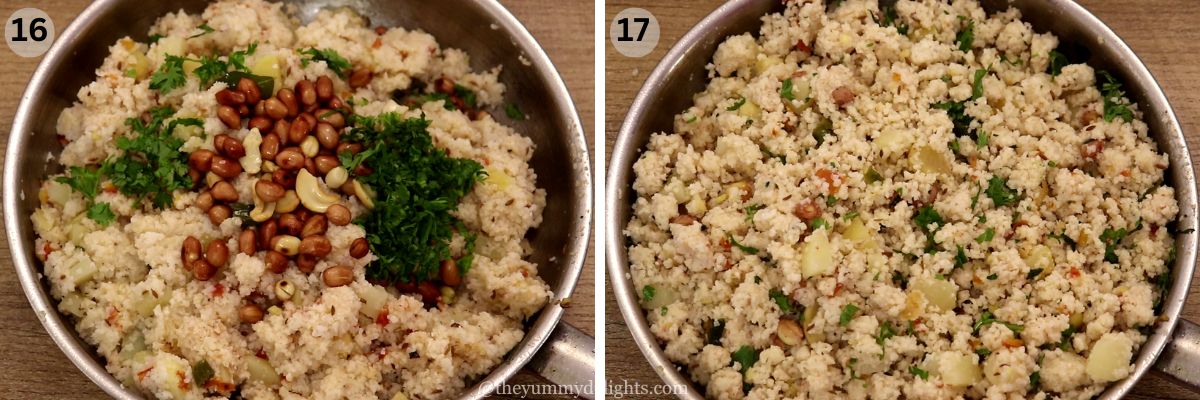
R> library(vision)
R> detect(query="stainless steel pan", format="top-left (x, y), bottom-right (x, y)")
top-left (606, 0), bottom-right (1199, 398)
top-left (4, 0), bottom-right (594, 398)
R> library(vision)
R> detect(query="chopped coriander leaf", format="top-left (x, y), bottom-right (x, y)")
top-left (840, 304), bottom-right (860, 326)
top-left (660, 306), bottom-right (667, 316)
top-left (744, 204), bottom-right (766, 222)
top-left (780, 79), bottom-right (795, 101)
top-left (728, 234), bottom-right (760, 255)
top-left (453, 85), bottom-right (478, 109)
top-left (975, 347), bottom-right (992, 357)
top-left (1098, 71), bottom-right (1134, 123)
top-left (219, 70), bottom-right (274, 96)
top-left (910, 366), bottom-right (929, 380)
top-left (892, 270), bottom-right (908, 287)
top-left (192, 55), bottom-right (228, 86)
top-left (876, 322), bottom-right (896, 346)
top-left (106, 107), bottom-right (194, 208)
top-left (342, 113), bottom-right (486, 283)
top-left (987, 273), bottom-right (998, 280)
top-left (227, 42), bottom-right (258, 72)
top-left (1030, 371), bottom-right (1041, 389)
top-left (932, 100), bottom-right (974, 138)
top-left (948, 139), bottom-right (961, 154)
top-left (1058, 325), bottom-right (1078, 350)
top-left (731, 345), bottom-right (759, 374)
top-left (985, 176), bottom-right (1018, 207)
top-left (642, 285), bottom-right (655, 302)
top-left (954, 245), bottom-right (968, 269)
top-left (976, 131), bottom-right (989, 148)
top-left (1048, 50), bottom-right (1068, 76)
top-left (1026, 268), bottom-right (1044, 280)
top-left (913, 205), bottom-right (943, 235)
top-left (971, 68), bottom-right (987, 100)
top-left (726, 97), bottom-right (747, 111)
top-left (188, 24), bottom-right (214, 39)
top-left (56, 166), bottom-right (103, 199)
top-left (769, 289), bottom-right (793, 314)
top-left (505, 103), bottom-right (526, 120)
top-left (956, 18), bottom-right (975, 52)
top-left (974, 311), bottom-right (1024, 333)
top-left (878, 2), bottom-right (909, 35)
top-left (147, 34), bottom-right (164, 43)
top-left (826, 196), bottom-right (838, 207)
top-left (300, 48), bottom-right (352, 77)
top-left (844, 211), bottom-right (860, 221)
top-left (149, 55), bottom-right (187, 93)
top-left (975, 228), bottom-right (995, 243)
top-left (810, 217), bottom-right (830, 230)
top-left (1048, 161), bottom-right (1057, 168)
top-left (124, 69), bottom-right (137, 78)
top-left (684, 114), bottom-right (698, 123)
top-left (416, 93), bottom-right (456, 110)
top-left (87, 203), bottom-right (116, 226)
top-left (1100, 226), bottom-right (1132, 263)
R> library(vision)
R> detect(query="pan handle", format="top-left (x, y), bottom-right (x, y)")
top-left (1153, 319), bottom-right (1200, 390)
top-left (528, 322), bottom-right (596, 399)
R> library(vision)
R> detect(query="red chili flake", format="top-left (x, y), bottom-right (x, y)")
top-left (719, 238), bottom-right (732, 251)
top-left (1080, 140), bottom-right (1105, 160)
top-left (205, 380), bottom-right (236, 393)
top-left (41, 242), bottom-right (55, 261)
top-left (833, 282), bottom-right (845, 296)
top-left (136, 367), bottom-right (153, 381)
top-left (794, 40), bottom-right (812, 53)
top-left (372, 38), bottom-right (382, 49)
top-left (374, 26), bottom-right (387, 35)
top-left (375, 309), bottom-right (390, 326)
top-left (211, 284), bottom-right (226, 297)
top-left (255, 350), bottom-right (268, 359)
top-left (1068, 266), bottom-right (1082, 278)
top-left (105, 306), bottom-right (120, 327)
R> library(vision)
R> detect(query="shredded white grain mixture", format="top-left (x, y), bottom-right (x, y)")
top-left (34, 1), bottom-right (549, 399)
top-left (626, 1), bottom-right (1179, 399)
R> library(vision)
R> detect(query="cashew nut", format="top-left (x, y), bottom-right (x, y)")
top-left (353, 180), bottom-right (376, 209)
top-left (249, 191), bottom-right (276, 222)
top-left (262, 160), bottom-right (279, 173)
top-left (295, 169), bottom-right (341, 213)
top-left (275, 190), bottom-right (300, 213)
top-left (240, 130), bottom-right (263, 174)
top-left (325, 166), bottom-right (349, 189)
top-left (300, 136), bottom-right (319, 158)
top-left (272, 235), bottom-right (300, 256)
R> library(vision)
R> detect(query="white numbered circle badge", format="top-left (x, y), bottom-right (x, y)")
top-left (6, 8), bottom-right (54, 58)
top-left (610, 8), bottom-right (659, 58)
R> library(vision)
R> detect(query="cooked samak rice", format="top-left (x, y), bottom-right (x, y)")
top-left (626, 0), bottom-right (1179, 398)
top-left (34, 0), bottom-right (550, 398)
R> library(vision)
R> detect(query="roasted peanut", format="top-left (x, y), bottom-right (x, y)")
top-left (317, 109), bottom-right (345, 129)
top-left (264, 250), bottom-right (287, 273)
top-left (275, 147), bottom-right (306, 170)
top-left (188, 149), bottom-right (215, 172)
top-left (239, 303), bottom-right (264, 324)
top-left (296, 80), bottom-right (317, 106)
top-left (239, 229), bottom-right (257, 255)
top-left (255, 179), bottom-right (286, 202)
top-left (348, 68), bottom-right (372, 89)
top-left (322, 265), bottom-right (354, 287)
top-left (206, 240), bottom-right (230, 267)
top-left (260, 133), bottom-right (281, 160)
top-left (299, 236), bottom-right (332, 257)
top-left (326, 204), bottom-right (352, 226)
top-left (215, 89), bottom-right (245, 106)
top-left (237, 77), bottom-right (262, 105)
top-left (277, 88), bottom-right (299, 117)
top-left (217, 105), bottom-right (240, 128)
top-left (273, 120), bottom-right (292, 145)
top-left (248, 116), bottom-right (273, 132)
top-left (301, 215), bottom-right (327, 238)
top-left (296, 254), bottom-right (317, 273)
top-left (315, 76), bottom-right (333, 101)
top-left (264, 98), bottom-right (287, 120)
top-left (210, 156), bottom-right (243, 179)
top-left (210, 181), bottom-right (239, 202)
top-left (288, 118), bottom-right (310, 144)
top-left (439, 259), bottom-right (461, 286)
top-left (208, 205), bottom-right (232, 225)
top-left (258, 220), bottom-right (278, 249)
top-left (182, 236), bottom-right (202, 268)
top-left (194, 191), bottom-right (214, 212)
top-left (193, 259), bottom-right (217, 281)
top-left (350, 238), bottom-right (370, 259)
top-left (315, 122), bottom-right (338, 149)
top-left (314, 155), bottom-right (340, 174)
